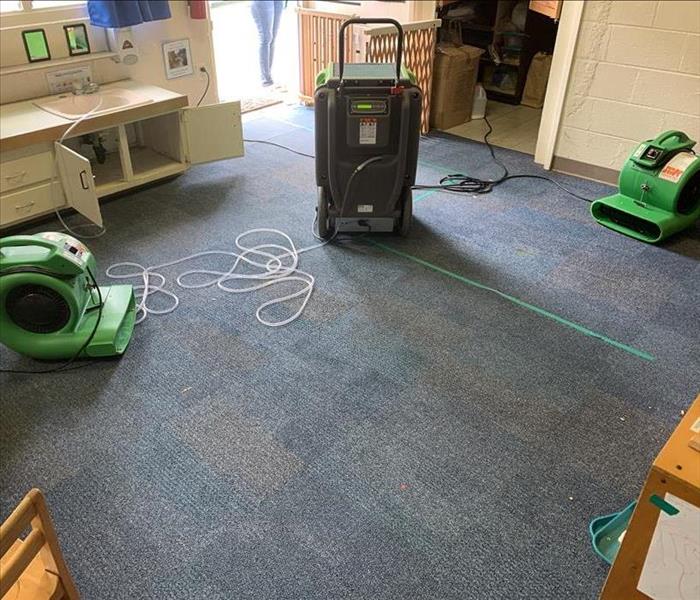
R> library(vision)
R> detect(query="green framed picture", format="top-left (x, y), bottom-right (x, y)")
top-left (64, 24), bottom-right (91, 56)
top-left (22, 29), bottom-right (51, 63)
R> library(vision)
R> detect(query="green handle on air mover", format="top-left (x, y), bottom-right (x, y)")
top-left (0, 235), bottom-right (59, 252)
top-left (650, 130), bottom-right (694, 151)
top-left (0, 234), bottom-right (85, 276)
top-left (630, 130), bottom-right (696, 169)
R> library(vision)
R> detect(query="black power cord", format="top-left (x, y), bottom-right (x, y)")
top-left (334, 156), bottom-right (384, 234)
top-left (244, 118), bottom-right (593, 202)
top-left (244, 138), bottom-right (315, 159)
top-left (412, 117), bottom-right (594, 202)
top-left (0, 267), bottom-right (103, 374)
top-left (196, 67), bottom-right (210, 108)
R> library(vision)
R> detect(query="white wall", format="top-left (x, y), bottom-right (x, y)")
top-left (0, 20), bottom-right (111, 66)
top-left (0, 50), bottom-right (127, 105)
top-left (554, 0), bottom-right (700, 172)
top-left (0, 1), bottom-right (218, 106)
top-left (126, 1), bottom-right (218, 106)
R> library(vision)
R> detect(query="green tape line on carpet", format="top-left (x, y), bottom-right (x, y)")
top-left (413, 190), bottom-right (437, 203)
top-left (418, 158), bottom-right (462, 174)
top-left (370, 241), bottom-right (655, 362)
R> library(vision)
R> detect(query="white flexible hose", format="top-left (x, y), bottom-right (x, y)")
top-left (54, 109), bottom-right (348, 327)
top-left (106, 225), bottom-right (335, 327)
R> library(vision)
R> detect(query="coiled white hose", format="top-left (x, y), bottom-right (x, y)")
top-left (52, 109), bottom-right (341, 327)
top-left (106, 226), bottom-right (334, 327)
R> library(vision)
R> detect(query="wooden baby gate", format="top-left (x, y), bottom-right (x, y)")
top-left (298, 9), bottom-right (440, 134)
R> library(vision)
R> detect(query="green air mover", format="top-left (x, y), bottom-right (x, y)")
top-left (0, 232), bottom-right (135, 360)
top-left (591, 131), bottom-right (700, 243)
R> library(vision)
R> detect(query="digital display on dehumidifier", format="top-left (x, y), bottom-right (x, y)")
top-left (350, 99), bottom-right (388, 115)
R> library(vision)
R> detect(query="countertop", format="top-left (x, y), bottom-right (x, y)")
top-left (0, 80), bottom-right (188, 153)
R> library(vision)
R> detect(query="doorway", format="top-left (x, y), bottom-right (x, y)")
top-left (435, 0), bottom-right (561, 155)
top-left (209, 0), bottom-right (300, 113)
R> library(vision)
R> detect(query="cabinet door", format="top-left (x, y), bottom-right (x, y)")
top-left (54, 142), bottom-right (103, 227)
top-left (182, 101), bottom-right (244, 165)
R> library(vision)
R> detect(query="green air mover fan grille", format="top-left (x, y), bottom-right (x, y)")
top-left (5, 284), bottom-right (71, 333)
top-left (677, 172), bottom-right (699, 215)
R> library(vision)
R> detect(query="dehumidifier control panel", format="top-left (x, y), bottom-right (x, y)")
top-left (346, 97), bottom-right (391, 147)
top-left (349, 99), bottom-right (388, 115)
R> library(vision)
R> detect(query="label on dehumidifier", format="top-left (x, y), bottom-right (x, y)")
top-left (359, 118), bottom-right (377, 145)
top-left (357, 205), bottom-right (373, 213)
top-left (658, 152), bottom-right (698, 184)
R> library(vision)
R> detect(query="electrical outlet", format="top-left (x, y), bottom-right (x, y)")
top-left (46, 65), bottom-right (93, 95)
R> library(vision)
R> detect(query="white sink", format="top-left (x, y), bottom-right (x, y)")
top-left (34, 88), bottom-right (153, 120)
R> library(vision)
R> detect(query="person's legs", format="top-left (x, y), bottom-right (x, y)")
top-left (267, 0), bottom-right (285, 81)
top-left (250, 0), bottom-right (274, 86)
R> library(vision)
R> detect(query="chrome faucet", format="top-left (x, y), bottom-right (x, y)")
top-left (72, 80), bottom-right (99, 95)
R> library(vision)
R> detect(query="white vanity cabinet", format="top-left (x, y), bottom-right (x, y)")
top-left (0, 100), bottom-right (243, 229)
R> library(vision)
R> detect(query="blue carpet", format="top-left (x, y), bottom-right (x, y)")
top-left (1, 104), bottom-right (699, 599)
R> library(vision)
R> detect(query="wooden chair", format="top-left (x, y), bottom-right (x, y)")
top-left (0, 489), bottom-right (79, 600)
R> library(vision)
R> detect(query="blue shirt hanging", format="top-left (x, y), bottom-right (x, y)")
top-left (88, 1), bottom-right (172, 28)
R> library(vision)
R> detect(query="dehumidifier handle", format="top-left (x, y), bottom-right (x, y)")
top-left (338, 18), bottom-right (404, 83)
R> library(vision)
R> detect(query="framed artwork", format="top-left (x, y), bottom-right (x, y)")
top-left (163, 39), bottom-right (194, 79)
top-left (22, 29), bottom-right (51, 63)
top-left (64, 24), bottom-right (91, 56)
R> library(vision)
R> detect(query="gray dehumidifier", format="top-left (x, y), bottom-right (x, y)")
top-left (314, 18), bottom-right (422, 238)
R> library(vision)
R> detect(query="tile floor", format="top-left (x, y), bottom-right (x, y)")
top-left (444, 101), bottom-right (543, 155)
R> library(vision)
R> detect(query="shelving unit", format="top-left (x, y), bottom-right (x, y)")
top-left (438, 0), bottom-right (558, 104)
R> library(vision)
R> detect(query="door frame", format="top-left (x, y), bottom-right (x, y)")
top-left (534, 0), bottom-right (585, 169)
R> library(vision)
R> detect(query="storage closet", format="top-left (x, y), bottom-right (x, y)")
top-left (435, 0), bottom-right (561, 155)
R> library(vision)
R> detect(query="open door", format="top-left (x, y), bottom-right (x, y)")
top-left (182, 101), bottom-right (244, 165)
top-left (54, 142), bottom-right (103, 227)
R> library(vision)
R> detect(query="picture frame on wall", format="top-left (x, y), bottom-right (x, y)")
top-left (162, 39), bottom-right (194, 79)
top-left (64, 24), bottom-right (91, 57)
top-left (22, 29), bottom-right (51, 63)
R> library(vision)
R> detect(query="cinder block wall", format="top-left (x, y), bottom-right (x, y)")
top-left (554, 0), bottom-right (700, 172)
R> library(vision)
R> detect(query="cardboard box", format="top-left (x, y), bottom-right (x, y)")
top-left (430, 43), bottom-right (484, 130)
top-left (522, 52), bottom-right (553, 109)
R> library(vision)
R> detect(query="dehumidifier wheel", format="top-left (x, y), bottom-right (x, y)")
top-left (317, 187), bottom-right (333, 240)
top-left (398, 188), bottom-right (412, 237)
